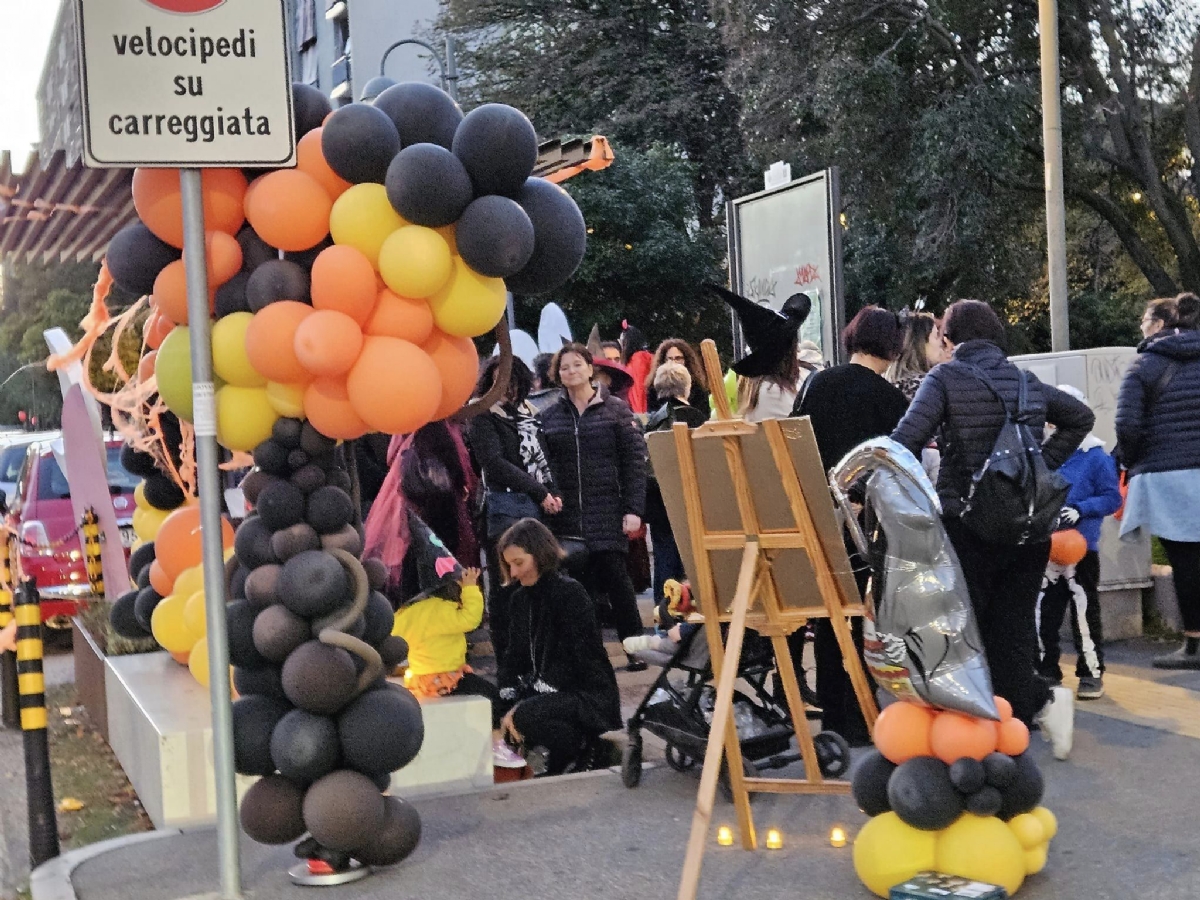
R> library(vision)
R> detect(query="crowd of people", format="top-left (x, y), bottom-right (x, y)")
top-left (353, 286), bottom-right (1200, 775)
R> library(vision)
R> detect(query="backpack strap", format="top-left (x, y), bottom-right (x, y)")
top-left (1146, 359), bottom-right (1182, 411)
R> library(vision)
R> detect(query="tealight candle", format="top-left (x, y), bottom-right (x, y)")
top-left (716, 826), bottom-right (733, 846)
top-left (765, 829), bottom-right (783, 850)
top-left (829, 825), bottom-right (847, 848)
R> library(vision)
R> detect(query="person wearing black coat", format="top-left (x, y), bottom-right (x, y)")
top-left (892, 300), bottom-right (1093, 758)
top-left (789, 307), bottom-right (910, 746)
top-left (468, 356), bottom-right (562, 669)
top-left (540, 343), bottom-right (648, 664)
top-left (497, 520), bottom-right (622, 775)
top-left (1115, 293), bottom-right (1200, 669)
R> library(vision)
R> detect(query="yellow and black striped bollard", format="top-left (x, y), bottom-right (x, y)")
top-left (16, 578), bottom-right (60, 865)
top-left (0, 577), bottom-right (14, 729)
top-left (81, 508), bottom-right (105, 600)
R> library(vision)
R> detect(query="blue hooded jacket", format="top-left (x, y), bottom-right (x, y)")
top-left (1058, 442), bottom-right (1122, 551)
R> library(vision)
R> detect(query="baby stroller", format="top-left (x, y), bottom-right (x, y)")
top-left (620, 624), bottom-right (851, 796)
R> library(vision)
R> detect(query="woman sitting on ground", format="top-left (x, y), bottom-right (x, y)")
top-left (496, 518), bottom-right (622, 776)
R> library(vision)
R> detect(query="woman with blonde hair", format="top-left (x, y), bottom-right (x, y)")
top-left (888, 310), bottom-right (945, 401)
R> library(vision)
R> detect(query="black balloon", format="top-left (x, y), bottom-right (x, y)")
top-left (244, 563), bottom-right (283, 608)
top-left (272, 523), bottom-right (322, 561)
top-left (287, 449), bottom-right (310, 471)
top-left (851, 750), bottom-right (895, 817)
top-left (997, 752), bottom-right (1045, 820)
top-left (337, 684), bottom-right (424, 775)
top-left (374, 82), bottom-right (463, 150)
top-left (384, 143), bottom-right (473, 228)
top-left (240, 774), bottom-right (307, 844)
top-left (364, 558), bottom-right (388, 592)
top-left (215, 271), bottom-right (252, 318)
top-left (237, 224), bottom-right (277, 272)
top-left (293, 83), bottom-right (333, 138)
top-left (246, 259), bottom-right (310, 311)
top-left (110, 590), bottom-right (149, 639)
top-left (455, 195), bottom-right (535, 278)
top-left (273, 417), bottom-right (304, 449)
top-left (359, 75), bottom-right (397, 103)
top-left (279, 550), bottom-right (351, 618)
top-left (107, 223), bottom-right (180, 296)
top-left (965, 785), bottom-right (1004, 817)
top-left (271, 709), bottom-right (341, 782)
top-left (142, 473), bottom-right (185, 511)
top-left (887, 756), bottom-right (964, 831)
top-left (128, 541), bottom-right (156, 580)
top-left (254, 603), bottom-right (311, 663)
top-left (253, 439), bottom-right (290, 477)
top-left (302, 770), bottom-right (387, 852)
top-left (232, 694), bottom-right (291, 775)
top-left (948, 757), bottom-right (987, 795)
top-left (239, 470), bottom-right (275, 506)
top-left (134, 586), bottom-right (162, 631)
top-left (320, 525), bottom-right (363, 557)
top-left (362, 592), bottom-right (396, 649)
top-left (300, 421), bottom-right (338, 458)
top-left (234, 516), bottom-right (278, 570)
top-left (229, 564), bottom-right (249, 601)
top-left (982, 751), bottom-right (1018, 789)
top-left (321, 103), bottom-right (402, 184)
top-left (234, 664), bottom-right (288, 703)
top-left (257, 480), bottom-right (306, 531)
top-left (285, 236), bottom-right (333, 272)
top-left (291, 464), bottom-right (327, 494)
top-left (121, 444), bottom-right (159, 479)
top-left (135, 565), bottom-right (152, 590)
top-left (451, 103), bottom-right (538, 198)
top-left (504, 177), bottom-right (587, 295)
top-left (306, 486), bottom-right (355, 535)
top-left (379, 635), bottom-right (409, 669)
top-left (281, 641), bottom-right (358, 715)
top-left (351, 796), bottom-right (421, 866)
top-left (227, 600), bottom-right (269, 670)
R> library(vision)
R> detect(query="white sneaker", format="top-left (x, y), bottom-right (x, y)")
top-left (1037, 685), bottom-right (1074, 760)
top-left (623, 634), bottom-right (665, 655)
top-left (492, 737), bottom-right (527, 769)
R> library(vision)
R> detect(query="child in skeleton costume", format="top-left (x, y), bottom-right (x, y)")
top-left (1036, 386), bottom-right (1123, 700)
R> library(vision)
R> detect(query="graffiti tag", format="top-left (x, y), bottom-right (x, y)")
top-left (794, 264), bottom-right (820, 287)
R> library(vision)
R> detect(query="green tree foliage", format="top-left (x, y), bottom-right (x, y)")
top-left (514, 144), bottom-right (728, 349)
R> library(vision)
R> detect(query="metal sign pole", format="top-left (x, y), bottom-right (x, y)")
top-left (179, 169), bottom-right (242, 900)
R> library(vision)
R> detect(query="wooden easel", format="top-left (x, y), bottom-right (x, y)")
top-left (658, 340), bottom-right (878, 900)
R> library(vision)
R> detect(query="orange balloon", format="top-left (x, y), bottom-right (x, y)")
top-left (346, 336), bottom-right (442, 434)
top-left (206, 230), bottom-right (243, 287)
top-left (154, 505), bottom-right (235, 581)
top-left (297, 128), bottom-right (352, 200)
top-left (169, 651), bottom-right (191, 666)
top-left (423, 329), bottom-right (478, 420)
top-left (304, 377), bottom-right (368, 440)
top-left (132, 168), bottom-right (247, 248)
top-left (244, 300), bottom-right (314, 384)
top-left (994, 695), bottom-right (1013, 722)
top-left (872, 701), bottom-right (935, 764)
top-left (995, 716), bottom-right (1030, 756)
top-left (138, 350), bottom-right (158, 383)
top-left (311, 245), bottom-right (377, 324)
top-left (152, 260), bottom-right (190, 325)
top-left (1049, 528), bottom-right (1087, 566)
top-left (293, 310), bottom-right (364, 378)
top-left (929, 711), bottom-right (998, 764)
top-left (366, 289), bottom-right (434, 344)
top-left (144, 310), bottom-right (175, 350)
top-left (149, 559), bottom-right (175, 596)
top-left (244, 169), bottom-right (331, 252)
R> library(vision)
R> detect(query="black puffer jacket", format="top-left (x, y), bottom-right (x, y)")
top-left (1115, 329), bottom-right (1200, 475)
top-left (892, 340), bottom-right (1094, 516)
top-left (468, 404), bottom-right (555, 503)
top-left (541, 390), bottom-right (647, 553)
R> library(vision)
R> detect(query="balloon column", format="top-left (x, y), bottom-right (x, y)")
top-left (101, 81), bottom-right (586, 451)
top-left (851, 698), bottom-right (1058, 897)
top-left (228, 416), bottom-right (421, 870)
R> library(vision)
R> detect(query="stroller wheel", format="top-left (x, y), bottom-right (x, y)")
top-left (813, 731), bottom-right (851, 778)
top-left (622, 738), bottom-right (643, 788)
top-left (664, 743), bottom-right (695, 772)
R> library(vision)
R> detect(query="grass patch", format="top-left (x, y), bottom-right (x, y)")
top-left (45, 683), bottom-right (152, 850)
top-left (75, 602), bottom-right (158, 657)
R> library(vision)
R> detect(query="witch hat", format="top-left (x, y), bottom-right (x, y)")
top-left (401, 508), bottom-right (464, 605)
top-left (708, 285), bottom-right (811, 377)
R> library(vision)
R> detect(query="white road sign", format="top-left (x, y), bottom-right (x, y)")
top-left (74, 0), bottom-right (296, 168)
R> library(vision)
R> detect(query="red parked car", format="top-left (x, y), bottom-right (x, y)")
top-left (4, 439), bottom-right (138, 626)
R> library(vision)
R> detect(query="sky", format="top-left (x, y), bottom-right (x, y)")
top-left (0, 1), bottom-right (60, 168)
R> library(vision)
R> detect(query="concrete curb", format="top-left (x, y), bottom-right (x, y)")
top-left (31, 830), bottom-right (180, 900)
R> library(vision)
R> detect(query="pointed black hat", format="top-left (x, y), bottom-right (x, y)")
top-left (709, 285), bottom-right (811, 377)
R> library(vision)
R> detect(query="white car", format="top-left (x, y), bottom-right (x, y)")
top-left (0, 432), bottom-right (58, 508)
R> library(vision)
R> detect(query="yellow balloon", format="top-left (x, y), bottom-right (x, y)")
top-left (132, 504), bottom-right (170, 542)
top-left (935, 814), bottom-right (1025, 896)
top-left (155, 325), bottom-right (194, 422)
top-left (266, 381), bottom-right (307, 418)
top-left (212, 312), bottom-right (265, 388)
top-left (1024, 845), bottom-right (1048, 876)
top-left (216, 385), bottom-right (278, 452)
top-left (173, 564), bottom-right (205, 602)
top-left (150, 594), bottom-right (192, 653)
top-left (1007, 813), bottom-right (1046, 851)
top-left (426, 256), bottom-right (507, 338)
top-left (852, 812), bottom-right (937, 898)
top-left (188, 637), bottom-right (210, 687)
top-left (1030, 806), bottom-right (1058, 841)
top-left (377, 226), bottom-right (453, 298)
top-left (134, 481), bottom-right (147, 508)
top-left (329, 183), bottom-right (406, 269)
top-left (183, 590), bottom-right (208, 641)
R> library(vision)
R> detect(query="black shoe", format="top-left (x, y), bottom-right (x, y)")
top-left (625, 658), bottom-right (648, 673)
top-left (1153, 646), bottom-right (1200, 670)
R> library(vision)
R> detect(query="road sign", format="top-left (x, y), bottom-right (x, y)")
top-left (74, 0), bottom-right (296, 168)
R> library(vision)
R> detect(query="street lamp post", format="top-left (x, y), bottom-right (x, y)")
top-left (1039, 0), bottom-right (1070, 351)
top-left (378, 37), bottom-right (458, 102)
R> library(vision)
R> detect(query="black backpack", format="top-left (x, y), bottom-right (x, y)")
top-left (959, 366), bottom-right (1069, 545)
